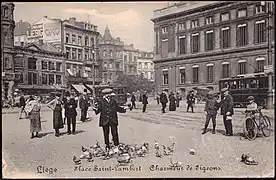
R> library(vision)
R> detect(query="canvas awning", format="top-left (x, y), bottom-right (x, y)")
top-left (71, 84), bottom-right (90, 94)
top-left (67, 69), bottom-right (74, 76)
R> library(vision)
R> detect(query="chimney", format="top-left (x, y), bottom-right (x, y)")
top-left (69, 17), bottom-right (76, 24)
top-left (38, 39), bottom-right (43, 46)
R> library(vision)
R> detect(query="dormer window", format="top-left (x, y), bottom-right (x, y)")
top-left (238, 9), bottom-right (247, 18)
top-left (178, 23), bottom-right (185, 31)
top-left (206, 16), bottom-right (213, 25)
top-left (256, 4), bottom-right (266, 14)
top-left (191, 19), bottom-right (199, 28)
top-left (161, 27), bottom-right (168, 34)
top-left (221, 13), bottom-right (230, 22)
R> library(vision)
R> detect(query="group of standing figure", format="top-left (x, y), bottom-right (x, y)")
top-left (18, 89), bottom-right (91, 138)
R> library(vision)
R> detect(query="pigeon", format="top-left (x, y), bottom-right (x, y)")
top-left (163, 145), bottom-right (171, 156)
top-left (169, 156), bottom-right (182, 167)
top-left (82, 146), bottom-right (89, 152)
top-left (87, 152), bottom-right (94, 162)
top-left (167, 142), bottom-right (175, 153)
top-left (189, 149), bottom-right (195, 155)
top-left (91, 141), bottom-right (100, 149)
top-left (117, 153), bottom-right (131, 166)
top-left (155, 147), bottom-right (162, 158)
top-left (136, 149), bottom-right (145, 157)
top-left (73, 155), bottom-right (81, 165)
top-left (241, 154), bottom-right (258, 165)
top-left (154, 140), bottom-right (159, 150)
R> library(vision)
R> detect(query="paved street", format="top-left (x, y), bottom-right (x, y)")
top-left (2, 98), bottom-right (275, 178)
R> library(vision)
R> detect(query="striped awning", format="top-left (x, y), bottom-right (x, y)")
top-left (71, 84), bottom-right (89, 94)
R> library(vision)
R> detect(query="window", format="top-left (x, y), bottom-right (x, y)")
top-left (124, 55), bottom-right (127, 61)
top-left (191, 20), bottom-right (199, 28)
top-left (206, 16), bottom-right (213, 25)
top-left (78, 36), bottom-right (82, 45)
top-left (56, 75), bottom-right (61, 84)
top-left (221, 13), bottom-right (230, 22)
top-left (145, 63), bottom-right (148, 69)
top-left (66, 48), bottom-right (70, 59)
top-left (134, 56), bottom-right (137, 62)
top-left (256, 58), bottom-right (265, 72)
top-left (205, 30), bottom-right (214, 51)
top-left (49, 74), bottom-right (54, 85)
top-left (206, 65), bottom-right (214, 83)
top-left (221, 27), bottom-right (231, 48)
top-left (162, 27), bottom-right (168, 34)
top-left (110, 50), bottom-right (113, 57)
top-left (237, 24), bottom-right (248, 46)
top-left (178, 23), bottom-right (185, 31)
top-left (116, 63), bottom-right (120, 69)
top-left (109, 62), bottom-right (112, 69)
top-left (28, 58), bottom-right (37, 70)
top-left (72, 48), bottom-right (76, 60)
top-left (48, 61), bottom-right (55, 71)
top-left (56, 62), bottom-right (62, 72)
top-left (42, 74), bottom-right (48, 84)
top-left (256, 4), bottom-right (266, 14)
top-left (85, 36), bottom-right (89, 46)
top-left (103, 62), bottom-right (107, 70)
top-left (192, 66), bottom-right (199, 83)
top-left (162, 70), bottom-right (168, 85)
top-left (66, 63), bottom-right (71, 70)
top-left (129, 52), bottom-right (132, 62)
top-left (138, 62), bottom-right (142, 68)
top-left (222, 63), bottom-right (230, 78)
top-left (238, 9), bottom-right (247, 18)
top-left (191, 33), bottom-right (199, 53)
top-left (179, 68), bottom-right (186, 84)
top-left (179, 36), bottom-right (186, 54)
top-left (41, 61), bottom-right (47, 70)
top-left (255, 20), bottom-right (266, 44)
top-left (72, 34), bottom-right (76, 44)
top-left (3, 7), bottom-right (8, 18)
top-left (19, 73), bottom-right (24, 84)
top-left (28, 72), bottom-right (37, 85)
top-left (161, 38), bottom-right (168, 57)
top-left (238, 61), bottom-right (247, 74)
top-left (78, 49), bottom-right (82, 60)
top-left (90, 37), bottom-right (94, 47)
top-left (66, 33), bottom-right (70, 43)
top-left (103, 50), bottom-right (107, 57)
top-left (14, 58), bottom-right (24, 69)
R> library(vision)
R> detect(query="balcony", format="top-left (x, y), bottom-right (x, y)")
top-left (84, 60), bottom-right (100, 67)
top-left (67, 76), bottom-right (88, 83)
top-left (87, 77), bottom-right (102, 83)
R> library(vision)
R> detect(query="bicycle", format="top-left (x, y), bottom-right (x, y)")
top-left (242, 106), bottom-right (272, 140)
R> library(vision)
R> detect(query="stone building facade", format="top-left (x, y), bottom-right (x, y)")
top-left (13, 40), bottom-right (66, 95)
top-left (152, 1), bottom-right (275, 97)
top-left (122, 44), bottom-right (138, 76)
top-left (137, 51), bottom-right (154, 81)
top-left (1, 2), bottom-right (19, 100)
top-left (98, 26), bottom-right (124, 83)
top-left (14, 20), bottom-right (30, 46)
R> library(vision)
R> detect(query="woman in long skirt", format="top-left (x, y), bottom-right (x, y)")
top-left (47, 94), bottom-right (64, 137)
top-left (169, 92), bottom-right (177, 111)
top-left (26, 96), bottom-right (42, 138)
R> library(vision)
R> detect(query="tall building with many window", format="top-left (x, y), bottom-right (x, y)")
top-left (123, 44), bottom-right (138, 76)
top-left (137, 51), bottom-right (154, 81)
top-left (98, 26), bottom-right (124, 84)
top-left (152, 1), bottom-right (274, 97)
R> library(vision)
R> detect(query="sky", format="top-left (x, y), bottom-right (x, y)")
top-left (13, 2), bottom-right (171, 52)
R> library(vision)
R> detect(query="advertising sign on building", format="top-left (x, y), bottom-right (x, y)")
top-left (43, 20), bottom-right (61, 43)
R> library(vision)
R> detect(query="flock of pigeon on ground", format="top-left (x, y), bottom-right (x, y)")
top-left (73, 140), bottom-right (192, 167)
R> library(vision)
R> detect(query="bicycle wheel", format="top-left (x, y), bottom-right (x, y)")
top-left (243, 118), bottom-right (257, 140)
top-left (261, 115), bottom-right (272, 137)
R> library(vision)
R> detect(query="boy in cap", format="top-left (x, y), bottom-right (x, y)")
top-left (202, 91), bottom-right (221, 134)
top-left (92, 88), bottom-right (129, 151)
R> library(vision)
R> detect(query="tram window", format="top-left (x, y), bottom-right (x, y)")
top-left (250, 80), bottom-right (258, 88)
top-left (232, 81), bottom-right (237, 89)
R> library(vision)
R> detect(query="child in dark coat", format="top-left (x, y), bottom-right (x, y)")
top-left (202, 91), bottom-right (221, 134)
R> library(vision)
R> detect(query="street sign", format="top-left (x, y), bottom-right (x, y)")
top-left (264, 65), bottom-right (274, 74)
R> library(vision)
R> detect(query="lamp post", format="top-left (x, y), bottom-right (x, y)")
top-left (92, 48), bottom-right (97, 99)
top-left (262, 1), bottom-right (274, 109)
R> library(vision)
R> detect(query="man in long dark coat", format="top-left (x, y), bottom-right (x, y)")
top-left (64, 92), bottom-right (78, 135)
top-left (219, 88), bottom-right (234, 136)
top-left (176, 91), bottom-right (181, 107)
top-left (92, 88), bottom-right (128, 150)
top-left (19, 94), bottom-right (27, 119)
top-left (186, 90), bottom-right (195, 113)
top-left (79, 89), bottom-right (90, 122)
top-left (142, 91), bottom-right (148, 113)
top-left (130, 93), bottom-right (136, 109)
top-left (160, 90), bottom-right (168, 113)
top-left (169, 92), bottom-right (176, 111)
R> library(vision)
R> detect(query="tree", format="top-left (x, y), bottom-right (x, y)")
top-left (113, 74), bottom-right (154, 93)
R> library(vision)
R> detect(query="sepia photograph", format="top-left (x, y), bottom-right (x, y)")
top-left (1, 1), bottom-right (275, 178)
